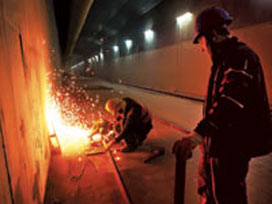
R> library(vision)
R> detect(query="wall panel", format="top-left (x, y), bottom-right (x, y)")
top-left (0, 0), bottom-right (60, 203)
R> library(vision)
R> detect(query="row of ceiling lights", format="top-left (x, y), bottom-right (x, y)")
top-left (72, 12), bottom-right (193, 68)
top-left (113, 12), bottom-right (193, 52)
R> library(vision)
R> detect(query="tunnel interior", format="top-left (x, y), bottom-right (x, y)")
top-left (0, 0), bottom-right (272, 204)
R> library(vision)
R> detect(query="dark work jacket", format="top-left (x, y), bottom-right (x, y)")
top-left (195, 37), bottom-right (272, 158)
top-left (115, 97), bottom-right (152, 143)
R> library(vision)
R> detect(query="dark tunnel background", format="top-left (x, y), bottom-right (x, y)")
top-left (56, 0), bottom-right (272, 104)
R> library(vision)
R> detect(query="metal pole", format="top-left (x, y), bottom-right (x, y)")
top-left (174, 154), bottom-right (187, 204)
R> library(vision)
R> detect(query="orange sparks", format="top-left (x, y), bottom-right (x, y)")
top-left (115, 156), bottom-right (121, 161)
top-left (92, 133), bottom-right (102, 142)
top-left (46, 92), bottom-right (91, 156)
top-left (44, 70), bottom-right (108, 156)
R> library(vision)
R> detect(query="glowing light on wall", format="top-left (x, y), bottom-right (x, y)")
top-left (71, 61), bottom-right (85, 70)
top-left (125, 39), bottom-right (133, 50)
top-left (176, 12), bottom-right (193, 28)
top-left (95, 55), bottom-right (99, 62)
top-left (100, 52), bottom-right (104, 61)
top-left (113, 45), bottom-right (119, 52)
top-left (144, 29), bottom-right (154, 42)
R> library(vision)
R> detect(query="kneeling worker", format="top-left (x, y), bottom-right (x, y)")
top-left (105, 97), bottom-right (153, 152)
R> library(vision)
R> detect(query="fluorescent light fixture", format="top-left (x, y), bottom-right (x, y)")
top-left (125, 39), bottom-right (133, 50)
top-left (176, 12), bottom-right (193, 27)
top-left (113, 45), bottom-right (119, 52)
top-left (78, 61), bottom-right (84, 66)
top-left (95, 55), bottom-right (99, 62)
top-left (71, 61), bottom-right (84, 69)
top-left (144, 29), bottom-right (154, 42)
top-left (100, 52), bottom-right (104, 61)
top-left (71, 65), bottom-right (77, 70)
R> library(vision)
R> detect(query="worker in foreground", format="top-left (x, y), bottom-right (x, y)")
top-left (105, 97), bottom-right (153, 152)
top-left (173, 7), bottom-right (272, 204)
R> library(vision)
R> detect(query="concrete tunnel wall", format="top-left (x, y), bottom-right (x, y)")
top-left (0, 0), bottom-right (60, 203)
top-left (95, 22), bottom-right (272, 105)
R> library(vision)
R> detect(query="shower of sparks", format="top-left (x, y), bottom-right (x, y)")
top-left (45, 69), bottom-right (111, 156)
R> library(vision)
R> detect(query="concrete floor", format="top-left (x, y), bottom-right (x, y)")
top-left (44, 77), bottom-right (272, 204)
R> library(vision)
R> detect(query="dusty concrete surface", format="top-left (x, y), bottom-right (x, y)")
top-left (44, 77), bottom-right (201, 204)
top-left (44, 153), bottom-right (127, 204)
top-left (113, 120), bottom-right (200, 204)
top-left (44, 77), bottom-right (272, 204)
top-left (44, 121), bottom-right (200, 204)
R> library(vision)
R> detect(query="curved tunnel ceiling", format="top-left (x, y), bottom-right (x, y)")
top-left (55, 0), bottom-right (272, 65)
top-left (74, 0), bottom-right (192, 59)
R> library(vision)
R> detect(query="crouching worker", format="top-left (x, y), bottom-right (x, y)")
top-left (105, 97), bottom-right (153, 152)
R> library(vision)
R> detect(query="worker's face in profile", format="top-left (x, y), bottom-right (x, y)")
top-left (199, 36), bottom-right (212, 57)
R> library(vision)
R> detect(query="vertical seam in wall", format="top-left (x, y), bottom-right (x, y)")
top-left (18, 33), bottom-right (27, 76)
top-left (0, 117), bottom-right (15, 204)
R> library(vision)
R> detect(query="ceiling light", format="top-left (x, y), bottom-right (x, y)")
top-left (144, 29), bottom-right (154, 42)
top-left (125, 40), bottom-right (133, 50)
top-left (176, 12), bottom-right (193, 28)
top-left (95, 55), bottom-right (99, 62)
top-left (100, 52), bottom-right (104, 61)
top-left (113, 45), bottom-right (119, 52)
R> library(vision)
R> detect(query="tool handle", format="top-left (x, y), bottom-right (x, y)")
top-left (104, 139), bottom-right (116, 150)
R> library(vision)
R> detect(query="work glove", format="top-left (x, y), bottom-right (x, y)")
top-left (172, 132), bottom-right (203, 160)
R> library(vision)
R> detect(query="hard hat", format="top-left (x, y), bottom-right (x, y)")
top-left (193, 7), bottom-right (233, 44)
top-left (105, 98), bottom-right (123, 116)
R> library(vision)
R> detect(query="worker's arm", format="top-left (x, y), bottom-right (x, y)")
top-left (195, 55), bottom-right (258, 138)
top-left (115, 108), bottom-right (140, 143)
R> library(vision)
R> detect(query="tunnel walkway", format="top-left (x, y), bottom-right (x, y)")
top-left (44, 77), bottom-right (272, 204)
